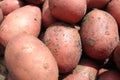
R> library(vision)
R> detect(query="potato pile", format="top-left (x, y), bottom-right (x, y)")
top-left (0, 0), bottom-right (120, 80)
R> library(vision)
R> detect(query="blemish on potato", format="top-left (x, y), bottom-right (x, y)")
top-left (43, 63), bottom-right (49, 69)
top-left (34, 18), bottom-right (37, 21)
top-left (105, 31), bottom-right (110, 35)
top-left (86, 38), bottom-right (96, 47)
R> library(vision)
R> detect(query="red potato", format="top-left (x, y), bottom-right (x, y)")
top-left (43, 23), bottom-right (82, 73)
top-left (113, 43), bottom-right (120, 70)
top-left (0, 5), bottom-right (41, 47)
top-left (106, 0), bottom-right (120, 27)
top-left (5, 34), bottom-right (58, 80)
top-left (87, 0), bottom-right (110, 9)
top-left (42, 0), bottom-right (57, 28)
top-left (80, 9), bottom-right (119, 61)
top-left (63, 59), bottom-right (98, 80)
top-left (24, 0), bottom-right (44, 5)
top-left (97, 70), bottom-right (120, 80)
top-left (0, 0), bottom-right (24, 15)
top-left (49, 0), bottom-right (87, 24)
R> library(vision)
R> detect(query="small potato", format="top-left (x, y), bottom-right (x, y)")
top-left (24, 0), bottom-right (44, 5)
top-left (97, 70), bottom-right (120, 80)
top-left (0, 0), bottom-right (24, 15)
top-left (43, 23), bottom-right (82, 73)
top-left (63, 59), bottom-right (98, 80)
top-left (49, 0), bottom-right (87, 24)
top-left (87, 0), bottom-right (110, 9)
top-left (106, 0), bottom-right (120, 27)
top-left (80, 9), bottom-right (119, 61)
top-left (5, 34), bottom-right (59, 80)
top-left (42, 0), bottom-right (57, 28)
top-left (0, 5), bottom-right (41, 46)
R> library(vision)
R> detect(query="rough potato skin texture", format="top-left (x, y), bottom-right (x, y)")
top-left (25, 0), bottom-right (44, 5)
top-left (42, 0), bottom-right (57, 27)
top-left (87, 0), bottom-right (110, 9)
top-left (106, 0), bottom-right (120, 28)
top-left (63, 59), bottom-right (98, 80)
top-left (0, 5), bottom-right (41, 47)
top-left (113, 43), bottom-right (120, 70)
top-left (43, 23), bottom-right (82, 73)
top-left (49, 0), bottom-right (87, 24)
top-left (0, 0), bottom-right (24, 15)
top-left (97, 70), bottom-right (120, 80)
top-left (5, 34), bottom-right (58, 80)
top-left (80, 9), bottom-right (119, 61)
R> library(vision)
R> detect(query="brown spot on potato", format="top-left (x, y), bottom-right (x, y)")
top-left (86, 38), bottom-right (96, 47)
top-left (34, 18), bottom-right (37, 21)
top-left (54, 44), bottom-right (60, 54)
top-left (43, 63), bottom-right (49, 69)
top-left (105, 31), bottom-right (110, 35)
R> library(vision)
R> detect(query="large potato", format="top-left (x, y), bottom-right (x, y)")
top-left (106, 0), bottom-right (120, 27)
top-left (0, 0), bottom-right (24, 15)
top-left (0, 5), bottom-right (41, 46)
top-left (43, 23), bottom-right (82, 73)
top-left (5, 34), bottom-right (58, 80)
top-left (49, 0), bottom-right (87, 24)
top-left (80, 9), bottom-right (119, 61)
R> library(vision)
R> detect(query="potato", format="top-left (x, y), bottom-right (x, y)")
top-left (113, 43), bottom-right (120, 70)
top-left (49, 0), bottom-right (87, 24)
top-left (5, 34), bottom-right (58, 80)
top-left (24, 0), bottom-right (44, 5)
top-left (43, 23), bottom-right (82, 73)
top-left (87, 0), bottom-right (110, 9)
top-left (63, 59), bottom-right (98, 80)
top-left (42, 0), bottom-right (57, 28)
top-left (80, 9), bottom-right (119, 61)
top-left (97, 70), bottom-right (120, 80)
top-left (106, 0), bottom-right (120, 27)
top-left (0, 5), bottom-right (41, 46)
top-left (0, 0), bottom-right (24, 15)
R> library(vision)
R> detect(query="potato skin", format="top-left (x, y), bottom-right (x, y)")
top-left (106, 0), bottom-right (120, 28)
top-left (43, 23), bottom-right (82, 73)
top-left (87, 0), bottom-right (110, 9)
top-left (42, 0), bottom-right (57, 28)
top-left (49, 0), bottom-right (87, 24)
top-left (5, 34), bottom-right (58, 80)
top-left (97, 70), bottom-right (120, 80)
top-left (0, 5), bottom-right (41, 46)
top-left (63, 59), bottom-right (98, 80)
top-left (113, 43), bottom-right (120, 70)
top-left (0, 0), bottom-right (24, 15)
top-left (80, 9), bottom-right (119, 61)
